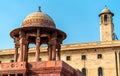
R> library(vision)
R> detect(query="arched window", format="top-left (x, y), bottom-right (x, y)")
top-left (104, 15), bottom-right (108, 22)
top-left (98, 67), bottom-right (103, 76)
top-left (82, 68), bottom-right (86, 76)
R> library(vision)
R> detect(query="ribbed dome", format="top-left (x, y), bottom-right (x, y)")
top-left (99, 7), bottom-right (114, 16)
top-left (101, 8), bottom-right (111, 14)
top-left (10, 7), bottom-right (67, 41)
top-left (22, 8), bottom-right (56, 29)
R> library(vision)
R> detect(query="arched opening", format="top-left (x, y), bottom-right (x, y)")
top-left (40, 44), bottom-right (48, 61)
top-left (98, 67), bottom-right (103, 76)
top-left (104, 15), bottom-right (108, 22)
top-left (82, 68), bottom-right (86, 76)
top-left (28, 43), bottom-right (36, 62)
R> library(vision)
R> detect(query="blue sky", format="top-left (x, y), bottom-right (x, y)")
top-left (0, 0), bottom-right (120, 49)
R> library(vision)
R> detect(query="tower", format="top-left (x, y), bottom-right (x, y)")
top-left (99, 7), bottom-right (114, 41)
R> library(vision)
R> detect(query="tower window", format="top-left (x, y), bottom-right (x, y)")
top-left (104, 15), bottom-right (108, 22)
top-left (82, 55), bottom-right (86, 60)
top-left (97, 54), bottom-right (102, 59)
top-left (82, 68), bottom-right (86, 76)
top-left (98, 67), bottom-right (103, 76)
top-left (66, 56), bottom-right (71, 61)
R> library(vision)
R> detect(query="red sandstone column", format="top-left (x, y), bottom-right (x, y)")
top-left (15, 74), bottom-right (17, 76)
top-left (25, 43), bottom-right (29, 62)
top-left (22, 40), bottom-right (29, 62)
top-left (51, 41), bottom-right (56, 60)
top-left (48, 44), bottom-right (52, 60)
top-left (57, 44), bottom-right (61, 60)
top-left (51, 32), bottom-right (57, 61)
top-left (23, 44), bottom-right (25, 61)
top-left (20, 39), bottom-right (23, 62)
top-left (35, 29), bottom-right (40, 61)
top-left (14, 46), bottom-right (18, 62)
top-left (19, 31), bottom-right (24, 62)
top-left (23, 44), bottom-right (27, 62)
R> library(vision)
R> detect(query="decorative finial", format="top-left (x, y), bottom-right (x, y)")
top-left (38, 6), bottom-right (41, 12)
top-left (105, 5), bottom-right (107, 8)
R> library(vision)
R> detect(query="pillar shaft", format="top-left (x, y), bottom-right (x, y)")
top-left (19, 31), bottom-right (25, 62)
top-left (25, 44), bottom-right (29, 62)
top-left (23, 44), bottom-right (25, 61)
top-left (35, 38), bottom-right (40, 61)
top-left (50, 32), bottom-right (57, 61)
top-left (19, 38), bottom-right (23, 62)
top-left (35, 29), bottom-right (40, 61)
top-left (48, 45), bottom-right (52, 61)
top-left (51, 43), bottom-right (56, 60)
top-left (23, 43), bottom-right (28, 62)
top-left (14, 46), bottom-right (18, 62)
top-left (57, 45), bottom-right (61, 60)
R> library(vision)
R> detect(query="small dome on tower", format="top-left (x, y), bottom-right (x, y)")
top-left (101, 8), bottom-right (111, 13)
top-left (99, 7), bottom-right (114, 16)
top-left (22, 6), bottom-right (56, 29)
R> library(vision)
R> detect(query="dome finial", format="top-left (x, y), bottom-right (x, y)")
top-left (105, 5), bottom-right (107, 8)
top-left (38, 6), bottom-right (41, 12)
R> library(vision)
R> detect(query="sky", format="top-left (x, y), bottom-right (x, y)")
top-left (0, 0), bottom-right (120, 50)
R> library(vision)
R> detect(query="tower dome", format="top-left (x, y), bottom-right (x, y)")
top-left (22, 7), bottom-right (56, 29)
top-left (99, 7), bottom-right (114, 16)
top-left (101, 8), bottom-right (111, 13)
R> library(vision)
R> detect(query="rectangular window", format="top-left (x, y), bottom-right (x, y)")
top-left (97, 54), bottom-right (102, 59)
top-left (82, 55), bottom-right (86, 60)
top-left (39, 58), bottom-right (42, 61)
top-left (82, 68), bottom-right (86, 76)
top-left (66, 56), bottom-right (71, 61)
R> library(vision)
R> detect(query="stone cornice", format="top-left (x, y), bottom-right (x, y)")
top-left (0, 40), bottom-right (120, 55)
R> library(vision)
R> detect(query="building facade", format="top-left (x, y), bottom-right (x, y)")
top-left (0, 7), bottom-right (119, 76)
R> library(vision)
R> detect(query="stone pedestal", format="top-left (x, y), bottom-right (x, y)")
top-left (27, 61), bottom-right (82, 76)
top-left (0, 61), bottom-right (82, 76)
top-left (0, 62), bottom-right (27, 76)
